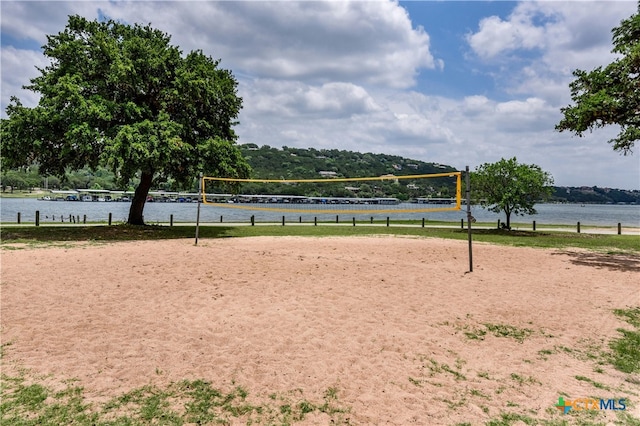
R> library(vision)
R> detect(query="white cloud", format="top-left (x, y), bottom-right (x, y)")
top-left (467, 1), bottom-right (634, 66)
top-left (0, 47), bottom-right (49, 111)
top-left (466, 1), bottom-right (637, 109)
top-left (0, 1), bottom-right (98, 44)
top-left (1, 0), bottom-right (439, 112)
top-left (94, 0), bottom-right (438, 89)
top-left (467, 13), bottom-right (546, 59)
top-left (243, 80), bottom-right (381, 119)
top-left (1, 1), bottom-right (638, 189)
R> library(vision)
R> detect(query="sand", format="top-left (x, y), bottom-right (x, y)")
top-left (1, 236), bottom-right (639, 424)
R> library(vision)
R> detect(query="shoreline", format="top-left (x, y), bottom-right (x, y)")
top-left (2, 191), bottom-right (639, 206)
top-left (2, 196), bottom-right (639, 230)
top-left (1, 220), bottom-right (640, 236)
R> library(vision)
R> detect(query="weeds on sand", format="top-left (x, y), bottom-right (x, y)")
top-left (544, 307), bottom-right (640, 376)
top-left (413, 354), bottom-right (468, 382)
top-left (461, 322), bottom-right (535, 343)
top-left (509, 373), bottom-right (541, 386)
top-left (610, 307), bottom-right (640, 374)
top-left (574, 375), bottom-right (610, 391)
top-left (0, 374), bottom-right (351, 425)
top-left (537, 338), bottom-right (609, 367)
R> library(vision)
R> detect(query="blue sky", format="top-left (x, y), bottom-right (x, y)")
top-left (1, 1), bottom-right (639, 190)
top-left (401, 1), bottom-right (514, 99)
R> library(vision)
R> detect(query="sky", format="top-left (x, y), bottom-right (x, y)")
top-left (1, 1), bottom-right (640, 190)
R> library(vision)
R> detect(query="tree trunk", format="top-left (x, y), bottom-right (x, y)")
top-left (128, 171), bottom-right (154, 225)
top-left (502, 207), bottom-right (512, 230)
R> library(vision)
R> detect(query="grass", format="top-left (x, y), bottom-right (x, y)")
top-left (574, 375), bottom-right (610, 390)
top-left (462, 323), bottom-right (535, 343)
top-left (609, 307), bottom-right (640, 374)
top-left (0, 375), bottom-right (351, 425)
top-left (509, 373), bottom-right (541, 386)
top-left (1, 222), bottom-right (639, 254)
top-left (0, 190), bottom-right (44, 199)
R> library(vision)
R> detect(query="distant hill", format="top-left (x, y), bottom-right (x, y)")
top-left (2, 144), bottom-right (638, 204)
top-left (239, 144), bottom-right (458, 178)
top-left (239, 145), bottom-right (639, 203)
top-left (551, 186), bottom-right (640, 204)
top-left (235, 144), bottom-right (460, 200)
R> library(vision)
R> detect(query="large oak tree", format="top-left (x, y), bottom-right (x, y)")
top-left (1, 15), bottom-right (250, 225)
top-left (471, 157), bottom-right (554, 229)
top-left (556, 3), bottom-right (640, 154)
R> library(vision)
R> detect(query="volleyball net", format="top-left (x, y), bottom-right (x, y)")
top-left (200, 172), bottom-right (462, 215)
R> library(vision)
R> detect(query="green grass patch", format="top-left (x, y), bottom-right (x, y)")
top-left (484, 324), bottom-right (534, 343)
top-left (609, 307), bottom-right (640, 374)
top-left (509, 373), bottom-right (541, 386)
top-left (485, 412), bottom-right (538, 425)
top-left (574, 375), bottom-right (610, 390)
top-left (462, 323), bottom-right (535, 343)
top-left (1, 223), bottom-right (639, 254)
top-left (1, 374), bottom-right (351, 425)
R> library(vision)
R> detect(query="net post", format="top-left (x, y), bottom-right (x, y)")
top-left (456, 171), bottom-right (462, 210)
top-left (195, 172), bottom-right (203, 245)
top-left (465, 166), bottom-right (473, 272)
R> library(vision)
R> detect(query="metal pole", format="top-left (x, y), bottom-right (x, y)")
top-left (195, 173), bottom-right (203, 245)
top-left (466, 166), bottom-right (473, 273)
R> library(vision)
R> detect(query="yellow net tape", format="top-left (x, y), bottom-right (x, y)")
top-left (201, 172), bottom-right (462, 215)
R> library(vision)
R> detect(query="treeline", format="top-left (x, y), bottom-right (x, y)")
top-left (240, 144), bottom-right (457, 179)
top-left (3, 144), bottom-right (638, 204)
top-left (1, 166), bottom-right (126, 192)
top-left (551, 186), bottom-right (640, 204)
top-left (230, 144), bottom-right (458, 199)
top-left (1, 145), bottom-right (460, 200)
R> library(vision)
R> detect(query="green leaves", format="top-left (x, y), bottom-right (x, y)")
top-left (2, 15), bottom-right (247, 224)
top-left (557, 5), bottom-right (640, 154)
top-left (471, 157), bottom-right (554, 228)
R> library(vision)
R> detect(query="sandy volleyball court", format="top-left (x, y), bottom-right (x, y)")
top-left (1, 236), bottom-right (639, 424)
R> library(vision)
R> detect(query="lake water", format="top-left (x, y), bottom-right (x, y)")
top-left (1, 197), bottom-right (639, 227)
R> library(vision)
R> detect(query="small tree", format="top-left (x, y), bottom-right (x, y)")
top-left (556, 3), bottom-right (640, 154)
top-left (1, 15), bottom-right (249, 225)
top-left (471, 157), bottom-right (554, 229)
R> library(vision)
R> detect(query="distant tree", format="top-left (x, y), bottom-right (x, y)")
top-left (472, 157), bottom-right (554, 229)
top-left (1, 15), bottom-right (249, 225)
top-left (556, 4), bottom-right (640, 154)
top-left (1, 170), bottom-right (26, 192)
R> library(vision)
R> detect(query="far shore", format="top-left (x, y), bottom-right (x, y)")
top-left (2, 189), bottom-right (639, 205)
